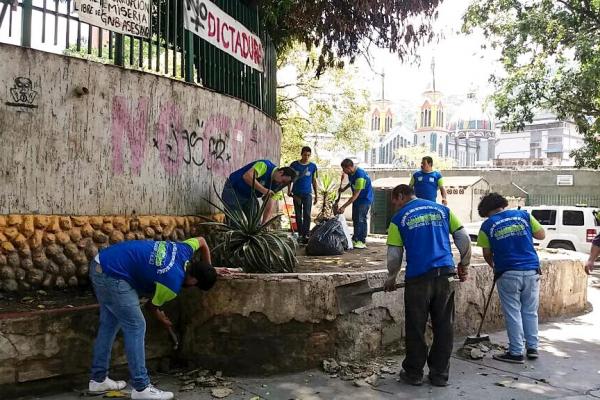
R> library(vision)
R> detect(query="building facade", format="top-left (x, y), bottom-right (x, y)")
top-left (494, 111), bottom-right (584, 167)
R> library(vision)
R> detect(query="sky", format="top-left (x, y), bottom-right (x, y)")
top-left (353, 0), bottom-right (501, 112)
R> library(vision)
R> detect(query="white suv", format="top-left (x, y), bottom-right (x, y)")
top-left (465, 205), bottom-right (600, 254)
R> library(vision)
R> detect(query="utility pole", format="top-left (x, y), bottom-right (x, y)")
top-left (381, 69), bottom-right (385, 101)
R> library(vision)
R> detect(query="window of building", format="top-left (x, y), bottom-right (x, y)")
top-left (438, 143), bottom-right (444, 157)
top-left (563, 210), bottom-right (584, 226)
top-left (531, 209), bottom-right (557, 225)
top-left (430, 133), bottom-right (437, 152)
top-left (371, 112), bottom-right (380, 131)
top-left (414, 134), bottom-right (418, 145)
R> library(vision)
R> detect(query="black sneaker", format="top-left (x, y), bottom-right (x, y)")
top-left (399, 370), bottom-right (423, 386)
top-left (493, 352), bottom-right (524, 364)
top-left (429, 375), bottom-right (449, 387)
top-left (527, 348), bottom-right (539, 360)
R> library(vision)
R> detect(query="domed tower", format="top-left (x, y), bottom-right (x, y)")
top-left (446, 90), bottom-right (495, 166)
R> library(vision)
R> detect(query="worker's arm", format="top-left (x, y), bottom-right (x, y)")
top-left (183, 237), bottom-right (232, 276)
top-left (262, 197), bottom-right (276, 225)
top-left (384, 222), bottom-right (404, 291)
top-left (338, 183), bottom-right (351, 193)
top-left (449, 211), bottom-right (470, 281)
top-left (476, 229), bottom-right (494, 268)
top-left (312, 172), bottom-right (318, 205)
top-left (438, 175), bottom-right (447, 205)
top-left (242, 163), bottom-right (273, 197)
top-left (409, 174), bottom-right (415, 188)
top-left (530, 214), bottom-right (546, 240)
top-left (338, 189), bottom-right (361, 214)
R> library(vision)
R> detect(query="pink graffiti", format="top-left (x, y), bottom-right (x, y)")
top-left (111, 96), bottom-right (150, 176)
top-left (156, 102), bottom-right (184, 176)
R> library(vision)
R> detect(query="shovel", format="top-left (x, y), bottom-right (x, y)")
top-left (464, 278), bottom-right (496, 346)
top-left (336, 279), bottom-right (405, 314)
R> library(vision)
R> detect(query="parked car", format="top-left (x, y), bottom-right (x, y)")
top-left (465, 205), bottom-right (600, 254)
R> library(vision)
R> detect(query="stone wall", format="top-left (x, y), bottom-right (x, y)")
top-left (0, 215), bottom-right (208, 292)
top-left (0, 42), bottom-right (281, 216)
top-left (178, 252), bottom-right (588, 374)
top-left (0, 254), bottom-right (588, 389)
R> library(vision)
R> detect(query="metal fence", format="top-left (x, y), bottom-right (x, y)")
top-left (0, 0), bottom-right (277, 118)
top-left (526, 194), bottom-right (600, 207)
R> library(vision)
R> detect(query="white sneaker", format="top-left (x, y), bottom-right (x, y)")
top-left (88, 377), bottom-right (127, 393)
top-left (131, 384), bottom-right (174, 400)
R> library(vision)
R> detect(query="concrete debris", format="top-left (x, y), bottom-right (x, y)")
top-left (470, 348), bottom-right (485, 360)
top-left (494, 380), bottom-right (514, 388)
top-left (322, 359), bottom-right (340, 374)
top-left (177, 368), bottom-right (230, 393)
top-left (320, 358), bottom-right (395, 386)
top-left (211, 387), bottom-right (233, 398)
top-left (459, 341), bottom-right (508, 360)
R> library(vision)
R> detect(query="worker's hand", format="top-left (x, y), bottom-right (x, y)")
top-left (442, 198), bottom-right (448, 206)
top-left (215, 267), bottom-right (236, 276)
top-left (585, 259), bottom-right (594, 275)
top-left (383, 276), bottom-right (398, 292)
top-left (457, 265), bottom-right (469, 282)
top-left (156, 310), bottom-right (173, 329)
top-left (337, 206), bottom-right (346, 215)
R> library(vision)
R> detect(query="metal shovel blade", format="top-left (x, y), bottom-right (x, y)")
top-left (336, 279), bottom-right (377, 314)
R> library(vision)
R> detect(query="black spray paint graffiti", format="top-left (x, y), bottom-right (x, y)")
top-left (153, 118), bottom-right (232, 170)
top-left (5, 77), bottom-right (38, 109)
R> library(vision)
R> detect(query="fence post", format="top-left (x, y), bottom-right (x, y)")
top-left (20, 0), bottom-right (32, 47)
top-left (114, 33), bottom-right (124, 66)
top-left (185, 30), bottom-right (194, 83)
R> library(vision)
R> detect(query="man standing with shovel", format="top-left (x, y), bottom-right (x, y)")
top-left (384, 184), bottom-right (471, 387)
top-left (476, 193), bottom-right (545, 364)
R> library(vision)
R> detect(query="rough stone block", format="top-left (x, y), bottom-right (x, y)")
top-left (43, 233), bottom-right (56, 245)
top-left (34, 216), bottom-right (50, 229)
top-left (21, 216), bottom-right (35, 238)
top-left (69, 227), bottom-right (82, 243)
top-left (59, 217), bottom-right (72, 230)
top-left (56, 232), bottom-right (70, 245)
top-left (0, 216), bottom-right (6, 228)
top-left (81, 224), bottom-right (94, 238)
top-left (113, 217), bottom-right (128, 233)
top-left (101, 223), bottom-right (114, 234)
top-left (46, 217), bottom-right (61, 233)
top-left (3, 227), bottom-right (19, 241)
top-left (29, 230), bottom-right (44, 249)
top-left (71, 216), bottom-right (88, 227)
top-left (0, 365), bottom-right (16, 385)
top-left (7, 215), bottom-right (22, 226)
top-left (89, 217), bottom-right (103, 229)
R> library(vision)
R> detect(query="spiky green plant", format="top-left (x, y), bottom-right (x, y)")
top-left (202, 185), bottom-right (297, 273)
top-left (315, 172), bottom-right (340, 222)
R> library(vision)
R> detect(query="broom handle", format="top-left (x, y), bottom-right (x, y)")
top-left (476, 279), bottom-right (497, 337)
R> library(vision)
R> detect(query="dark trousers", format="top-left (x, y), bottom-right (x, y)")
top-left (403, 274), bottom-right (456, 381)
top-left (292, 193), bottom-right (312, 237)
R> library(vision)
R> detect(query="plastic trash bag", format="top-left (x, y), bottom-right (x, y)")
top-left (306, 218), bottom-right (347, 256)
top-left (336, 214), bottom-right (353, 250)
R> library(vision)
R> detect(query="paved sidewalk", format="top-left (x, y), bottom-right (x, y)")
top-left (19, 273), bottom-right (600, 400)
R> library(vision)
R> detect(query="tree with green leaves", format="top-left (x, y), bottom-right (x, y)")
top-left (259, 0), bottom-right (442, 76)
top-left (277, 45), bottom-right (370, 165)
top-left (463, 0), bottom-right (600, 168)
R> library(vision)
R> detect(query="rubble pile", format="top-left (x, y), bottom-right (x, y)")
top-left (458, 341), bottom-right (508, 360)
top-left (176, 369), bottom-right (232, 396)
top-left (321, 358), bottom-right (399, 387)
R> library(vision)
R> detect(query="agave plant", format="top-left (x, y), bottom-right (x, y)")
top-left (202, 184), bottom-right (297, 273)
top-left (315, 171), bottom-right (340, 222)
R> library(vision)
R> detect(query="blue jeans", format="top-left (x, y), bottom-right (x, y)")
top-left (89, 260), bottom-right (149, 391)
top-left (352, 202), bottom-right (370, 243)
top-left (293, 193), bottom-right (312, 237)
top-left (496, 270), bottom-right (540, 355)
top-left (221, 181), bottom-right (258, 225)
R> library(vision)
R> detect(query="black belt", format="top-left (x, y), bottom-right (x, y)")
top-left (405, 266), bottom-right (456, 284)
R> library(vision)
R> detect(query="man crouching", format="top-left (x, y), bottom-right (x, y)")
top-left (87, 237), bottom-right (229, 400)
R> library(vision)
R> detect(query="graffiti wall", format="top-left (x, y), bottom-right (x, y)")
top-left (0, 43), bottom-right (280, 215)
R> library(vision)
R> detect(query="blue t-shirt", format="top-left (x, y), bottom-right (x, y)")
top-left (348, 167), bottom-right (373, 205)
top-left (410, 170), bottom-right (444, 202)
top-left (98, 239), bottom-right (200, 306)
top-left (228, 160), bottom-right (278, 199)
top-left (290, 161), bottom-right (317, 195)
top-left (386, 199), bottom-right (462, 279)
top-left (477, 209), bottom-right (542, 275)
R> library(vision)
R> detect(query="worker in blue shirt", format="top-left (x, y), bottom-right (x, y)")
top-left (337, 159), bottom-right (373, 249)
top-left (88, 238), bottom-right (231, 400)
top-left (409, 156), bottom-right (448, 204)
top-left (384, 184), bottom-right (471, 387)
top-left (477, 193), bottom-right (546, 364)
top-left (222, 160), bottom-right (297, 225)
top-left (288, 146), bottom-right (318, 243)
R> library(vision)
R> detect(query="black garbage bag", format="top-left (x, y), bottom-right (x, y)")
top-left (305, 218), bottom-right (347, 256)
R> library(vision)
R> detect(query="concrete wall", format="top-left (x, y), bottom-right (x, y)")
top-left (0, 252), bottom-right (588, 389)
top-left (178, 251), bottom-right (587, 374)
top-left (365, 168), bottom-right (600, 199)
top-left (0, 43), bottom-right (281, 216)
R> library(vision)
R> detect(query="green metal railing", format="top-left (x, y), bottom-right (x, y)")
top-left (0, 0), bottom-right (277, 118)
